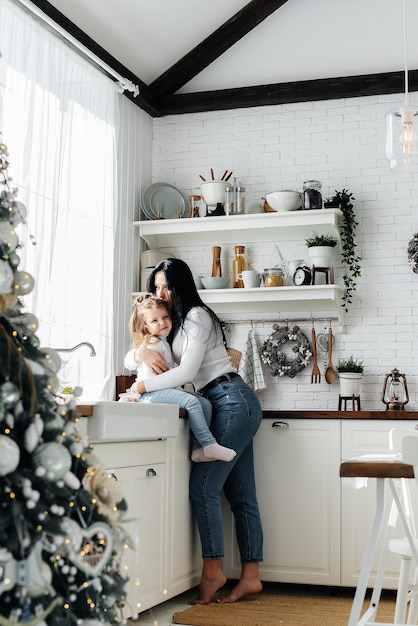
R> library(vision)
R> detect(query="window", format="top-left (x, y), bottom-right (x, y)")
top-left (0, 0), bottom-right (119, 400)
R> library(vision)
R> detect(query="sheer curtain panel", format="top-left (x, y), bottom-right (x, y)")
top-left (0, 0), bottom-right (120, 400)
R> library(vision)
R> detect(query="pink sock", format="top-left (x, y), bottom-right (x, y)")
top-left (191, 448), bottom-right (216, 463)
top-left (203, 443), bottom-right (237, 462)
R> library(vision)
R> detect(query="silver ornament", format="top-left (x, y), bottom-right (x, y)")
top-left (32, 442), bottom-right (72, 481)
top-left (13, 270), bottom-right (35, 295)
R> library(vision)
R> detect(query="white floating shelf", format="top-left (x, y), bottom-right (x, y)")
top-left (134, 209), bottom-right (342, 248)
top-left (132, 285), bottom-right (346, 326)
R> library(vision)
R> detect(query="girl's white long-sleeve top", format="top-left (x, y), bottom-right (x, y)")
top-left (124, 337), bottom-right (174, 379)
top-left (134, 306), bottom-right (233, 393)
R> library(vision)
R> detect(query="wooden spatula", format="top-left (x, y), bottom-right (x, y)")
top-left (324, 327), bottom-right (336, 384)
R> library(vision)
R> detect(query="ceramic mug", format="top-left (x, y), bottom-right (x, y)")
top-left (237, 270), bottom-right (259, 288)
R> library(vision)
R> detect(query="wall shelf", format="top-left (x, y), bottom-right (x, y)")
top-left (134, 208), bottom-right (346, 326)
top-left (133, 285), bottom-right (346, 326)
top-left (134, 209), bottom-right (342, 248)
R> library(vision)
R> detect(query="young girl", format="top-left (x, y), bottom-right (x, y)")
top-left (124, 295), bottom-right (236, 463)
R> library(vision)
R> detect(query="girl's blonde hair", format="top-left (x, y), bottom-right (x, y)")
top-left (129, 295), bottom-right (171, 348)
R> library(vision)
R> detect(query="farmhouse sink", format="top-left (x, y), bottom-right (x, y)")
top-left (87, 401), bottom-right (179, 441)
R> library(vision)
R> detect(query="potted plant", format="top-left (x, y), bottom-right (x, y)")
top-left (336, 355), bottom-right (364, 397)
top-left (305, 232), bottom-right (338, 267)
top-left (326, 189), bottom-right (361, 311)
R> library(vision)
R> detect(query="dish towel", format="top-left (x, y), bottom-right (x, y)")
top-left (238, 328), bottom-right (267, 393)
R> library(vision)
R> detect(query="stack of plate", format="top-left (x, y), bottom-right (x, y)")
top-left (141, 182), bottom-right (186, 219)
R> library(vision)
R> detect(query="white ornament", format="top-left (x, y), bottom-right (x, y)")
top-left (63, 470), bottom-right (81, 490)
top-left (11, 200), bottom-right (27, 226)
top-left (69, 522), bottom-right (113, 576)
top-left (0, 434), bottom-right (20, 475)
top-left (0, 259), bottom-right (14, 294)
top-left (24, 423), bottom-right (41, 452)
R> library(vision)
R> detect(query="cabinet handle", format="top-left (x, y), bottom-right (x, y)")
top-left (145, 468), bottom-right (157, 477)
top-left (272, 421), bottom-right (289, 429)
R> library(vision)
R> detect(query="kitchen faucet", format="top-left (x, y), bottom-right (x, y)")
top-left (54, 342), bottom-right (97, 356)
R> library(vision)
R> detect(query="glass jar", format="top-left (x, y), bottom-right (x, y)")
top-left (264, 267), bottom-right (284, 287)
top-left (303, 180), bottom-right (322, 210)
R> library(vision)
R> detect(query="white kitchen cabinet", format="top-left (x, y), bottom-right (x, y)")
top-left (223, 418), bottom-right (341, 585)
top-left (340, 419), bottom-right (418, 590)
top-left (166, 419), bottom-right (202, 598)
top-left (92, 423), bottom-right (202, 617)
top-left (92, 440), bottom-right (168, 616)
top-left (134, 210), bottom-right (346, 325)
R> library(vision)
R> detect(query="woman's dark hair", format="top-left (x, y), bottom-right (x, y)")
top-left (147, 258), bottom-right (226, 343)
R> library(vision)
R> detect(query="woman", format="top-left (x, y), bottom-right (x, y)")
top-left (131, 258), bottom-right (263, 604)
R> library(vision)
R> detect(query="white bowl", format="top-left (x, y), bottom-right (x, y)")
top-left (200, 181), bottom-right (228, 205)
top-left (201, 276), bottom-right (230, 289)
top-left (265, 190), bottom-right (302, 212)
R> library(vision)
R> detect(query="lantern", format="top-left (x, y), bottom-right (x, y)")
top-left (381, 368), bottom-right (409, 410)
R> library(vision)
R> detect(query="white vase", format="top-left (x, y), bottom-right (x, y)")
top-left (307, 245), bottom-right (335, 268)
top-left (338, 372), bottom-right (363, 397)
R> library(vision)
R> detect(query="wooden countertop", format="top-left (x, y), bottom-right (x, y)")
top-left (262, 410), bottom-right (418, 420)
top-left (76, 405), bottom-right (418, 420)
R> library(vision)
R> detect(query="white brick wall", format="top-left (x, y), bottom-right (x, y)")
top-left (141, 93), bottom-right (418, 411)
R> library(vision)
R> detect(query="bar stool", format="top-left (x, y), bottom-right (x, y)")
top-left (389, 429), bottom-right (418, 624)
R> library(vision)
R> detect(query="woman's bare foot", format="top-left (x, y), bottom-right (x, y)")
top-left (217, 563), bottom-right (263, 603)
top-left (188, 560), bottom-right (227, 605)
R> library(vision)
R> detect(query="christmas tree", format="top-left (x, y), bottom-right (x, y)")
top-left (0, 136), bottom-right (130, 625)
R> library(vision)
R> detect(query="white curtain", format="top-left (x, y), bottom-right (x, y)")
top-left (0, 0), bottom-right (119, 400)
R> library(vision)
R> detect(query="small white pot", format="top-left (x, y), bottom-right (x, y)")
top-left (307, 245), bottom-right (335, 268)
top-left (338, 372), bottom-right (363, 397)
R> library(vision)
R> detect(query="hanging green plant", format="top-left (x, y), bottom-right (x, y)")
top-left (327, 189), bottom-right (361, 312)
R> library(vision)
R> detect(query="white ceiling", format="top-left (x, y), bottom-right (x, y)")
top-left (44, 0), bottom-right (418, 95)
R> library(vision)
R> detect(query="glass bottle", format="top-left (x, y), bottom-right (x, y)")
top-left (303, 180), bottom-right (322, 210)
top-left (232, 245), bottom-right (246, 288)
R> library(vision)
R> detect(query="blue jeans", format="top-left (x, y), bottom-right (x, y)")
top-left (139, 388), bottom-right (214, 449)
top-left (190, 374), bottom-right (263, 562)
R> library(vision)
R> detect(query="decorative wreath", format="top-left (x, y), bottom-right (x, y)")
top-left (407, 233), bottom-right (418, 274)
top-left (259, 324), bottom-right (312, 378)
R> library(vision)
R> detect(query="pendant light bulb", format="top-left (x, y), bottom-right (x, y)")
top-left (399, 105), bottom-right (418, 162)
top-left (385, 0), bottom-right (418, 173)
top-left (386, 105), bottom-right (418, 172)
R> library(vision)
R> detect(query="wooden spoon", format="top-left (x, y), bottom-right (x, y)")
top-left (324, 327), bottom-right (336, 384)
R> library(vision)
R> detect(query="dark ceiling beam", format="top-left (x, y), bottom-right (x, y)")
top-left (150, 0), bottom-right (289, 97)
top-left (157, 70), bottom-right (418, 116)
top-left (21, 0), bottom-right (160, 116)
